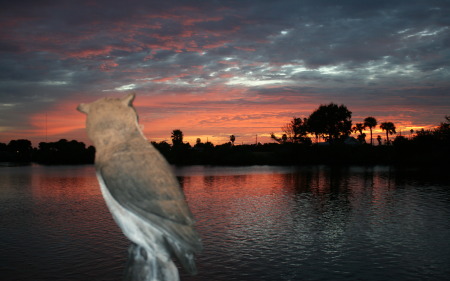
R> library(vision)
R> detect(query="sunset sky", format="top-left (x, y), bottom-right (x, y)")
top-left (1, 0), bottom-right (449, 146)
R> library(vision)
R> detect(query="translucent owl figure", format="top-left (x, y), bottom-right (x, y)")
top-left (77, 93), bottom-right (202, 281)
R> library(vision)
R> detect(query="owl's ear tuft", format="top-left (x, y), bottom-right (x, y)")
top-left (121, 93), bottom-right (135, 106)
top-left (77, 103), bottom-right (89, 114)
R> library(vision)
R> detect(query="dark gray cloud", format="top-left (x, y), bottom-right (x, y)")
top-left (0, 0), bottom-right (449, 143)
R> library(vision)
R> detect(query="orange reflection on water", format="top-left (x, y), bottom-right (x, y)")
top-left (179, 169), bottom-right (301, 247)
top-left (25, 165), bottom-right (127, 252)
top-left (29, 165), bottom-right (100, 199)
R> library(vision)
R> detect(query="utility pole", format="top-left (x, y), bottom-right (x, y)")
top-left (45, 113), bottom-right (48, 142)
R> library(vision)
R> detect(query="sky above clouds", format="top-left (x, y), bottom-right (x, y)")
top-left (1, 0), bottom-right (449, 145)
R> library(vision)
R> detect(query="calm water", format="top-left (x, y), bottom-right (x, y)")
top-left (1, 165), bottom-right (449, 281)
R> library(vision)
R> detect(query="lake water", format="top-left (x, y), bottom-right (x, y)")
top-left (1, 165), bottom-right (449, 281)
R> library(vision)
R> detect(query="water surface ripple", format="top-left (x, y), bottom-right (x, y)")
top-left (1, 165), bottom-right (449, 281)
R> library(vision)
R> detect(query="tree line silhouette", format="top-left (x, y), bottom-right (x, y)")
top-left (270, 103), bottom-right (402, 145)
top-left (153, 103), bottom-right (449, 166)
top-left (0, 139), bottom-right (95, 165)
top-left (1, 103), bottom-right (449, 166)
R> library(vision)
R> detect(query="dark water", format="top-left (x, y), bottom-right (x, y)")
top-left (1, 165), bottom-right (449, 281)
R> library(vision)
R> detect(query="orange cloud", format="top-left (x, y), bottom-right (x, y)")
top-left (234, 46), bottom-right (257, 52)
top-left (99, 60), bottom-right (119, 71)
top-left (183, 16), bottom-right (223, 26)
top-left (151, 73), bottom-right (191, 83)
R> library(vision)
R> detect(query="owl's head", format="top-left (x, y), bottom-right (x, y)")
top-left (77, 93), bottom-right (141, 147)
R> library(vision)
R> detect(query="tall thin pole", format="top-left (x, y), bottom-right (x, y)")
top-left (45, 113), bottom-right (48, 142)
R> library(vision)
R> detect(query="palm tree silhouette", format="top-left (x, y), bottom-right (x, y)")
top-left (230, 135), bottom-right (235, 146)
top-left (353, 123), bottom-right (366, 143)
top-left (364, 117), bottom-right (377, 145)
top-left (380, 122), bottom-right (396, 145)
top-left (353, 123), bottom-right (364, 134)
top-left (171, 129), bottom-right (183, 146)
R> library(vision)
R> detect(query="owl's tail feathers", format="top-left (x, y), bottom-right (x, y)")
top-left (167, 239), bottom-right (198, 275)
top-left (123, 244), bottom-right (179, 281)
top-left (161, 227), bottom-right (203, 276)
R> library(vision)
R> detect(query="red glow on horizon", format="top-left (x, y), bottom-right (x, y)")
top-left (0, 92), bottom-right (441, 147)
top-left (7, 99), bottom-right (89, 146)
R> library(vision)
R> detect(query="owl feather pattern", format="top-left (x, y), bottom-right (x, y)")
top-left (77, 93), bottom-right (202, 281)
